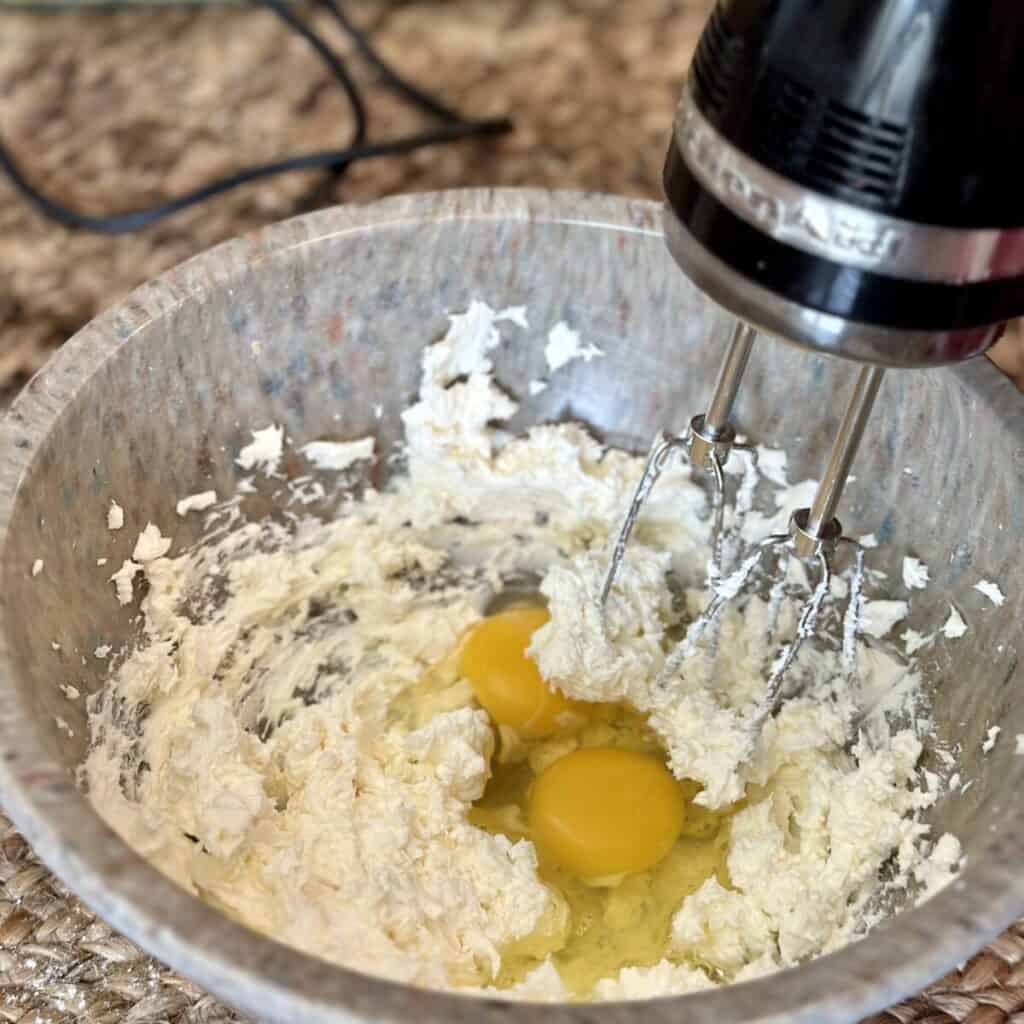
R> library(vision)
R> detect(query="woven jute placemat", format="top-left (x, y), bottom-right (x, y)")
top-left (1, 2), bottom-right (1023, 1020)
top-left (1, 819), bottom-right (1023, 1023)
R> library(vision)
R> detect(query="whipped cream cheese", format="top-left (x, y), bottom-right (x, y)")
top-left (85, 301), bottom-right (962, 1001)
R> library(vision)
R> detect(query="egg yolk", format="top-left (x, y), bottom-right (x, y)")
top-left (528, 747), bottom-right (685, 880)
top-left (459, 607), bottom-right (582, 738)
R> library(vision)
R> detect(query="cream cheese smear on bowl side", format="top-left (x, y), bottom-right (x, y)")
top-left (81, 300), bottom-right (963, 1002)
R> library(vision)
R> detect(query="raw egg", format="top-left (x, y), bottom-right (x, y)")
top-left (527, 747), bottom-right (685, 880)
top-left (459, 607), bottom-right (583, 738)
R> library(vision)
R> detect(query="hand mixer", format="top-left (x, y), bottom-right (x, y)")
top-left (603, 0), bottom-right (1024, 736)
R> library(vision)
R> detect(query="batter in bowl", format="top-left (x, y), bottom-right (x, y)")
top-left (83, 301), bottom-right (961, 1001)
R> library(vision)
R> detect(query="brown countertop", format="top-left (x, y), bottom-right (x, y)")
top-left (0, 0), bottom-right (709, 404)
top-left (0, 4), bottom-right (1022, 1022)
top-left (1, 1), bottom-right (1021, 392)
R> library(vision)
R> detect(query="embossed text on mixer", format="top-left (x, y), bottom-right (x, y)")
top-left (678, 106), bottom-right (906, 265)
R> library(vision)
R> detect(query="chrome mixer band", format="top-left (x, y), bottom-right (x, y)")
top-left (663, 135), bottom-right (1024, 350)
top-left (661, 208), bottom-right (1003, 366)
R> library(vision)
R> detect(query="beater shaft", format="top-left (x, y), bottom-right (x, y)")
top-left (688, 320), bottom-right (757, 470)
top-left (705, 322), bottom-right (756, 431)
top-left (792, 366), bottom-right (884, 558)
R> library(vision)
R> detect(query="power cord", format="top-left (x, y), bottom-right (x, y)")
top-left (0, 0), bottom-right (513, 235)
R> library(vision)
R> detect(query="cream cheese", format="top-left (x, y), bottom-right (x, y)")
top-left (85, 300), bottom-right (963, 1001)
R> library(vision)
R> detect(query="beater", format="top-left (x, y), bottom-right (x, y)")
top-left (604, 0), bottom-right (1024, 734)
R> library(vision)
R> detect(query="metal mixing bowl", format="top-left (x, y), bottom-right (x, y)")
top-left (0, 190), bottom-right (1022, 1024)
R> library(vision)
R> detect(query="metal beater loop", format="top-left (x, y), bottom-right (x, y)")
top-left (600, 321), bottom-right (758, 608)
top-left (653, 540), bottom-right (775, 691)
top-left (599, 431), bottom-right (689, 607)
top-left (751, 547), bottom-right (832, 731)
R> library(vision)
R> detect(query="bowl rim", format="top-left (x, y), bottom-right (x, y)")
top-left (1, 187), bottom-right (1022, 1024)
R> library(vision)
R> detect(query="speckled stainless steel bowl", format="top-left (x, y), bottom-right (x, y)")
top-left (0, 190), bottom-right (1022, 1024)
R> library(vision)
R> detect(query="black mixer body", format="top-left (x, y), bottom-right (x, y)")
top-left (663, 0), bottom-right (1024, 367)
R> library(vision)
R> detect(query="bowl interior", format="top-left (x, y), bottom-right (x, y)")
top-left (1, 190), bottom-right (1022, 1024)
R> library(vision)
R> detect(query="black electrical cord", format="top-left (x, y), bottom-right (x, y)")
top-left (318, 0), bottom-right (462, 124)
top-left (266, 0), bottom-right (369, 148)
top-left (0, 0), bottom-right (512, 235)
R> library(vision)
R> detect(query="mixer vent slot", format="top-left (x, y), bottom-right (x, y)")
top-left (691, 5), bottom-right (747, 121)
top-left (690, 7), bottom-right (909, 209)
top-left (751, 70), bottom-right (908, 205)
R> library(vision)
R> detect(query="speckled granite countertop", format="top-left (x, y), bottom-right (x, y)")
top-left (0, 0), bottom-right (711, 403)
top-left (1, 0), bottom-right (1021, 395)
top-left (0, 4), bottom-right (1022, 1022)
